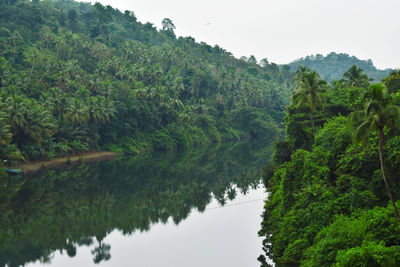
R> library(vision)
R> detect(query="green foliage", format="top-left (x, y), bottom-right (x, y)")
top-left (292, 66), bottom-right (327, 112)
top-left (0, 0), bottom-right (289, 162)
top-left (314, 116), bottom-right (353, 173)
top-left (351, 83), bottom-right (400, 221)
top-left (259, 68), bottom-right (400, 266)
top-left (341, 65), bottom-right (370, 88)
top-left (291, 66), bottom-right (327, 136)
top-left (234, 107), bottom-right (279, 140)
top-left (352, 83), bottom-right (400, 147)
top-left (336, 242), bottom-right (400, 267)
top-left (272, 140), bottom-right (291, 165)
top-left (382, 69), bottom-right (400, 94)
top-left (303, 204), bottom-right (400, 266)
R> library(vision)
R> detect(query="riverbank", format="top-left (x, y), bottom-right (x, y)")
top-left (16, 151), bottom-right (119, 174)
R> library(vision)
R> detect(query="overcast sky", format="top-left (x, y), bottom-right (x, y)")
top-left (89, 0), bottom-right (399, 69)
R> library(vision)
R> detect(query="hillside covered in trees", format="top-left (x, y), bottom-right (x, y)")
top-left (288, 52), bottom-right (392, 82)
top-left (258, 66), bottom-right (400, 266)
top-left (0, 0), bottom-right (293, 166)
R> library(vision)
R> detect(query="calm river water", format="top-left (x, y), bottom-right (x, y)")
top-left (1, 141), bottom-right (272, 267)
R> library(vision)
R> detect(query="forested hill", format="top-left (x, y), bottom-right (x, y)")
top-left (288, 52), bottom-right (392, 82)
top-left (0, 0), bottom-right (292, 164)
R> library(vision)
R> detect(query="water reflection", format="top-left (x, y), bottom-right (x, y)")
top-left (0, 141), bottom-right (272, 266)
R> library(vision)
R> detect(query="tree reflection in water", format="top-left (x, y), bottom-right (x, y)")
top-left (0, 140), bottom-right (272, 266)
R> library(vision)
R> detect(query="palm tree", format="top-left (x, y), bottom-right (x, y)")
top-left (6, 96), bottom-right (55, 147)
top-left (0, 102), bottom-right (11, 147)
top-left (94, 2), bottom-right (113, 37)
top-left (352, 83), bottom-right (400, 222)
top-left (65, 98), bottom-right (89, 125)
top-left (87, 96), bottom-right (116, 124)
top-left (382, 69), bottom-right (400, 94)
top-left (0, 102), bottom-right (22, 163)
top-left (291, 66), bottom-right (326, 135)
top-left (25, 46), bottom-right (41, 80)
top-left (0, 57), bottom-right (9, 87)
top-left (341, 65), bottom-right (370, 88)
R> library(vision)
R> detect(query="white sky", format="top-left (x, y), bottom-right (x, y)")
top-left (88, 0), bottom-right (400, 69)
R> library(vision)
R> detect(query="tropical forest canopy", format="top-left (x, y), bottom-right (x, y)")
top-left (288, 52), bottom-right (392, 82)
top-left (0, 0), bottom-right (292, 165)
top-left (258, 65), bottom-right (400, 266)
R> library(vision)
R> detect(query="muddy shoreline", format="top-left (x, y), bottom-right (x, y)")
top-left (16, 151), bottom-right (119, 174)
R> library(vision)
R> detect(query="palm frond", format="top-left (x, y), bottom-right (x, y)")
top-left (350, 110), bottom-right (366, 125)
top-left (366, 101), bottom-right (382, 116)
top-left (353, 117), bottom-right (374, 147)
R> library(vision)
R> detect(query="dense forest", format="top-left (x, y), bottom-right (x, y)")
top-left (288, 52), bottom-right (392, 82)
top-left (2, 1), bottom-right (400, 266)
top-left (0, 0), bottom-right (292, 167)
top-left (258, 65), bottom-right (400, 266)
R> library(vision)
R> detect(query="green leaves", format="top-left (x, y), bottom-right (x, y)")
top-left (260, 76), bottom-right (400, 265)
top-left (0, 0), bottom-right (293, 163)
top-left (291, 66), bottom-right (327, 136)
top-left (291, 67), bottom-right (327, 112)
top-left (351, 83), bottom-right (400, 147)
top-left (303, 204), bottom-right (400, 266)
top-left (5, 95), bottom-right (55, 147)
top-left (342, 64), bottom-right (370, 88)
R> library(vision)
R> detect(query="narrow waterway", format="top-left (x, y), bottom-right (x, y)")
top-left (1, 141), bottom-right (272, 267)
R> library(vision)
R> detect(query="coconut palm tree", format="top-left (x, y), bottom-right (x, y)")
top-left (0, 57), bottom-right (10, 87)
top-left (6, 96), bottom-right (55, 147)
top-left (87, 96), bottom-right (115, 124)
top-left (65, 98), bottom-right (89, 125)
top-left (291, 66), bottom-right (327, 135)
top-left (341, 65), bottom-right (370, 88)
top-left (0, 102), bottom-right (11, 147)
top-left (25, 46), bottom-right (41, 80)
top-left (352, 83), bottom-right (400, 222)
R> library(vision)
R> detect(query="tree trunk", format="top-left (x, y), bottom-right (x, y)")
top-left (29, 60), bottom-right (35, 80)
top-left (378, 127), bottom-right (400, 223)
top-left (309, 112), bottom-right (316, 136)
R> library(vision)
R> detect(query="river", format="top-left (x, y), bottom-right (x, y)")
top-left (0, 141), bottom-right (272, 267)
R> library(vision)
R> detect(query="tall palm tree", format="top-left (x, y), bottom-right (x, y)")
top-left (25, 46), bottom-right (41, 80)
top-left (291, 66), bottom-right (326, 135)
top-left (94, 2), bottom-right (112, 37)
top-left (352, 83), bottom-right (400, 222)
